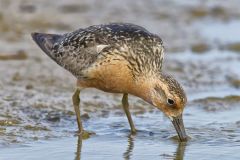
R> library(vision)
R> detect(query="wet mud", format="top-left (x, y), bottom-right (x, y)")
top-left (0, 0), bottom-right (240, 159)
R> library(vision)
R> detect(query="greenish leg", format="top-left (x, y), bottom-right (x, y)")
top-left (122, 93), bottom-right (137, 134)
top-left (72, 88), bottom-right (83, 133)
top-left (72, 88), bottom-right (91, 139)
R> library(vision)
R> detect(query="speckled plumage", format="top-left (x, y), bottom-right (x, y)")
top-left (32, 23), bottom-right (188, 141)
top-left (48, 23), bottom-right (164, 79)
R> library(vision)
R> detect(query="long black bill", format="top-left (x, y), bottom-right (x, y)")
top-left (171, 114), bottom-right (187, 142)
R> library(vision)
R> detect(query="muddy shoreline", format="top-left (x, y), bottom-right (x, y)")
top-left (0, 0), bottom-right (240, 159)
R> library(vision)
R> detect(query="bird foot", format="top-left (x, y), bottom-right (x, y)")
top-left (131, 130), bottom-right (137, 135)
top-left (75, 130), bottom-right (95, 139)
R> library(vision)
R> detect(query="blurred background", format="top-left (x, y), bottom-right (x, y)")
top-left (0, 0), bottom-right (240, 159)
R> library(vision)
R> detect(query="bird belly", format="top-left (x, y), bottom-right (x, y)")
top-left (77, 59), bottom-right (134, 93)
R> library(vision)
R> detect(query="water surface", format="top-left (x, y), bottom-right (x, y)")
top-left (0, 0), bottom-right (240, 159)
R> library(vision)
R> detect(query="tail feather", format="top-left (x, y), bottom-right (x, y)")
top-left (31, 32), bottom-right (81, 77)
top-left (31, 32), bottom-right (62, 57)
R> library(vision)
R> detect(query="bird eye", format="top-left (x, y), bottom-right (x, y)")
top-left (167, 98), bottom-right (175, 105)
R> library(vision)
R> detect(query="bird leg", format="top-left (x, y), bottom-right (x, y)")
top-left (72, 88), bottom-right (94, 139)
top-left (122, 93), bottom-right (137, 134)
top-left (71, 89), bottom-right (91, 138)
top-left (72, 88), bottom-right (83, 133)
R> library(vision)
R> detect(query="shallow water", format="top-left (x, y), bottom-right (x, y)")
top-left (1, 103), bottom-right (240, 160)
top-left (0, 0), bottom-right (240, 159)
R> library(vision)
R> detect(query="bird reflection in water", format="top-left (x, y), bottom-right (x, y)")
top-left (74, 135), bottom-right (187, 160)
top-left (123, 134), bottom-right (135, 160)
top-left (75, 136), bottom-right (83, 160)
top-left (173, 142), bottom-right (187, 160)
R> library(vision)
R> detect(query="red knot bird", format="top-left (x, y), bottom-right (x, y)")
top-left (31, 23), bottom-right (187, 141)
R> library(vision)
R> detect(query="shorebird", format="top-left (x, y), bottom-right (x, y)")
top-left (31, 23), bottom-right (187, 141)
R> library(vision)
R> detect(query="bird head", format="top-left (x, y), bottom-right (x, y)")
top-left (149, 73), bottom-right (187, 141)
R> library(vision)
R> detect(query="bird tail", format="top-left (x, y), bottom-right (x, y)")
top-left (31, 32), bottom-right (62, 58)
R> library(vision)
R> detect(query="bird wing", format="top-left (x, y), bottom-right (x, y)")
top-left (50, 27), bottom-right (112, 77)
top-left (51, 23), bottom-right (164, 78)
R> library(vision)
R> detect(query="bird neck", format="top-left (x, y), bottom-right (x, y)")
top-left (128, 76), bottom-right (156, 104)
top-left (128, 73), bottom-right (167, 105)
